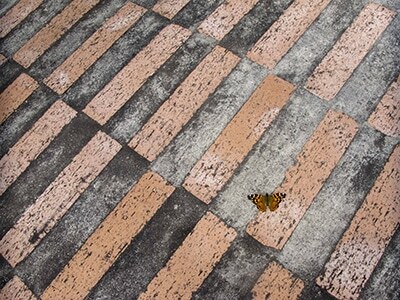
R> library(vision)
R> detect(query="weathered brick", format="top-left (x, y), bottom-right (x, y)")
top-left (0, 276), bottom-right (36, 300)
top-left (152, 0), bottom-right (190, 19)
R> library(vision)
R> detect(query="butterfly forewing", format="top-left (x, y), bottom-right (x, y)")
top-left (248, 193), bottom-right (286, 212)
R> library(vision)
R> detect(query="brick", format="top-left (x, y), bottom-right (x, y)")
top-left (198, 0), bottom-right (259, 41)
top-left (252, 262), bottom-right (304, 300)
top-left (0, 54), bottom-right (6, 65)
top-left (306, 3), bottom-right (395, 100)
top-left (0, 0), bottom-right (43, 38)
top-left (153, 0), bottom-right (190, 19)
top-left (129, 46), bottom-right (239, 161)
top-left (83, 24), bottom-right (191, 125)
top-left (247, 0), bottom-right (331, 69)
top-left (0, 73), bottom-right (39, 124)
top-left (246, 110), bottom-right (358, 249)
top-left (0, 276), bottom-right (36, 300)
top-left (138, 212), bottom-right (237, 299)
top-left (316, 145), bottom-right (400, 299)
top-left (0, 100), bottom-right (76, 196)
top-left (0, 132), bottom-right (120, 267)
top-left (183, 75), bottom-right (295, 204)
top-left (44, 3), bottom-right (146, 94)
top-left (368, 76), bottom-right (399, 137)
top-left (13, 0), bottom-right (101, 68)
top-left (41, 171), bottom-right (174, 300)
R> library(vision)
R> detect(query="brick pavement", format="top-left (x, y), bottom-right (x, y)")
top-left (0, 0), bottom-right (399, 299)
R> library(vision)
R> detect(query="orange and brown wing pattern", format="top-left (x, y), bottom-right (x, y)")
top-left (248, 193), bottom-right (286, 212)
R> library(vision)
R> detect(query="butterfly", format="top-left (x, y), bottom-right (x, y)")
top-left (247, 193), bottom-right (286, 212)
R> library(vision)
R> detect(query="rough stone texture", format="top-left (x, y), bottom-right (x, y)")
top-left (0, 100), bottom-right (76, 196)
top-left (152, 0), bottom-right (190, 19)
top-left (83, 24), bottom-right (191, 125)
top-left (0, 132), bottom-right (120, 267)
top-left (210, 88), bottom-right (329, 231)
top-left (0, 276), bottom-right (36, 300)
top-left (16, 147), bottom-right (148, 295)
top-left (0, 0), bottom-right (43, 38)
top-left (0, 60), bottom-right (22, 92)
top-left (368, 76), bottom-right (399, 137)
top-left (192, 234), bottom-right (271, 300)
top-left (247, 0), bottom-right (331, 69)
top-left (247, 110), bottom-right (358, 249)
top-left (252, 262), bottom-right (304, 300)
top-left (87, 188), bottom-right (207, 300)
top-left (28, 0), bottom-right (128, 80)
top-left (0, 54), bottom-right (6, 65)
top-left (138, 212), bottom-right (237, 300)
top-left (0, 115), bottom-right (99, 237)
top-left (129, 46), bottom-right (240, 161)
top-left (152, 58), bottom-right (268, 186)
top-left (62, 11), bottom-right (167, 110)
top-left (0, 0), bottom-right (70, 57)
top-left (360, 228), bottom-right (400, 300)
top-left (305, 3), bottom-right (395, 100)
top-left (41, 171), bottom-right (174, 300)
top-left (173, 0), bottom-right (223, 29)
top-left (13, 0), bottom-right (101, 68)
top-left (43, 3), bottom-right (145, 94)
top-left (317, 145), bottom-right (400, 300)
top-left (198, 0), bottom-right (259, 41)
top-left (278, 125), bottom-right (397, 279)
top-left (183, 75), bottom-right (295, 204)
top-left (0, 74), bottom-right (38, 124)
top-left (105, 32), bottom-right (216, 143)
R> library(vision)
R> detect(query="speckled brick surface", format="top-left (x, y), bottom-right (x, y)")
top-left (1, 1), bottom-right (399, 298)
top-left (368, 76), bottom-right (400, 137)
top-left (0, 74), bottom-right (38, 124)
top-left (0, 0), bottom-right (43, 38)
top-left (247, 110), bottom-right (358, 249)
top-left (198, 0), bottom-right (259, 41)
top-left (306, 3), bottom-right (395, 100)
top-left (13, 0), bottom-right (101, 68)
top-left (41, 171), bottom-right (174, 300)
top-left (0, 132), bottom-right (120, 267)
top-left (317, 145), bottom-right (400, 299)
top-left (252, 261), bottom-right (304, 300)
top-left (138, 212), bottom-right (236, 299)
top-left (0, 276), bottom-right (36, 300)
top-left (0, 100), bottom-right (76, 196)
top-left (83, 24), bottom-right (191, 125)
top-left (129, 46), bottom-right (239, 161)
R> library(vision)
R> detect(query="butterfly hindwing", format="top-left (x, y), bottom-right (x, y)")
top-left (248, 192), bottom-right (286, 212)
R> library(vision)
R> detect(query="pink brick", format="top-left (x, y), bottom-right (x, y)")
top-left (0, 276), bottom-right (36, 300)
top-left (0, 132), bottom-right (121, 267)
top-left (153, 0), bottom-right (190, 19)
top-left (0, 100), bottom-right (76, 196)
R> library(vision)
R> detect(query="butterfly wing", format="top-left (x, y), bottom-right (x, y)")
top-left (266, 193), bottom-right (286, 211)
top-left (247, 194), bottom-right (268, 212)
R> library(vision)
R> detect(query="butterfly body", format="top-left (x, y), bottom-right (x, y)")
top-left (247, 193), bottom-right (286, 212)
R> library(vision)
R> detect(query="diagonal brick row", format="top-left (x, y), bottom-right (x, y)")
top-left (0, 0), bottom-right (398, 299)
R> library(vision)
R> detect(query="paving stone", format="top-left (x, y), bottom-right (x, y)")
top-left (0, 60), bottom-right (21, 92)
top-left (0, 0), bottom-right (43, 38)
top-left (173, 0), bottom-right (223, 29)
top-left (0, 132), bottom-right (120, 267)
top-left (44, 2), bottom-right (145, 94)
top-left (129, 46), bottom-right (239, 161)
top-left (15, 147), bottom-right (148, 295)
top-left (278, 125), bottom-right (398, 280)
top-left (0, 276), bottom-right (36, 300)
top-left (316, 145), bottom-right (400, 299)
top-left (105, 32), bottom-right (216, 144)
top-left (83, 24), bottom-right (191, 125)
top-left (87, 188), bottom-right (207, 300)
top-left (41, 171), bottom-right (174, 300)
top-left (0, 114), bottom-right (99, 237)
top-left (0, 0), bottom-right (70, 57)
top-left (29, 0), bottom-right (129, 81)
top-left (13, 0), bottom-right (101, 68)
top-left (246, 110), bottom-right (358, 249)
top-left (0, 100), bottom-right (76, 196)
top-left (62, 11), bottom-right (167, 110)
top-left (152, 0), bottom-right (191, 20)
top-left (138, 212), bottom-right (237, 299)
